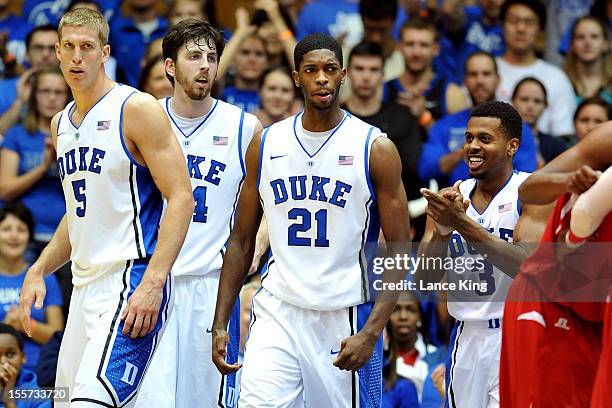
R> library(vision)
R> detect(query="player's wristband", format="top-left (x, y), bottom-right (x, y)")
top-left (419, 110), bottom-right (433, 127)
top-left (279, 29), bottom-right (293, 41)
top-left (565, 228), bottom-right (586, 248)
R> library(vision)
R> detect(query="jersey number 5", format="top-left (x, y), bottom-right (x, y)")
top-left (287, 208), bottom-right (329, 247)
top-left (72, 179), bottom-right (86, 217)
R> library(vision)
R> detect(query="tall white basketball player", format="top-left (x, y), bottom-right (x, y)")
top-left (18, 8), bottom-right (194, 408)
top-left (417, 101), bottom-right (538, 408)
top-left (212, 33), bottom-right (412, 407)
top-left (135, 19), bottom-right (262, 408)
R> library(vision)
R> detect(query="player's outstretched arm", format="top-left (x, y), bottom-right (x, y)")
top-left (20, 112), bottom-right (72, 337)
top-left (212, 122), bottom-right (264, 374)
top-left (120, 93), bottom-right (194, 339)
top-left (334, 136), bottom-right (411, 372)
top-left (519, 122), bottom-right (612, 205)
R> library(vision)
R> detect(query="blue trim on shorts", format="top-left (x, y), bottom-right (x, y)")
top-left (356, 303), bottom-right (383, 408)
top-left (218, 298), bottom-right (241, 407)
top-left (97, 259), bottom-right (170, 406)
top-left (445, 321), bottom-right (464, 408)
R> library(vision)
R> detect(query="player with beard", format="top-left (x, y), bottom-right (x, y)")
top-left (135, 20), bottom-right (262, 408)
top-left (211, 33), bottom-right (412, 407)
top-left (416, 101), bottom-right (539, 408)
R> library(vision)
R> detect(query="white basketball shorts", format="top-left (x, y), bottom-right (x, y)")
top-left (55, 259), bottom-right (173, 407)
top-left (445, 318), bottom-right (502, 408)
top-left (239, 287), bottom-right (383, 408)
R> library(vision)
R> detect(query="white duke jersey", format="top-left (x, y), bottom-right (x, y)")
top-left (56, 84), bottom-right (163, 286)
top-left (258, 112), bottom-right (383, 311)
top-left (447, 171), bottom-right (530, 321)
top-left (160, 98), bottom-right (257, 276)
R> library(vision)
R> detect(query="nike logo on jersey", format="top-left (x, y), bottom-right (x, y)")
top-left (270, 154), bottom-right (288, 160)
top-left (206, 327), bottom-right (213, 334)
top-left (330, 348), bottom-right (341, 355)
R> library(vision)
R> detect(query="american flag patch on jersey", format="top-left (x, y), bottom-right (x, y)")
top-left (338, 155), bottom-right (354, 165)
top-left (97, 120), bottom-right (110, 130)
top-left (213, 135), bottom-right (228, 145)
top-left (498, 203), bottom-right (512, 213)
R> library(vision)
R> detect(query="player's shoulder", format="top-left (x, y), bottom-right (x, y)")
top-left (265, 113), bottom-right (299, 135)
top-left (512, 170), bottom-right (532, 187)
top-left (157, 96), bottom-right (170, 111)
top-left (213, 98), bottom-right (259, 123)
top-left (458, 178), bottom-right (477, 196)
top-left (344, 110), bottom-right (382, 136)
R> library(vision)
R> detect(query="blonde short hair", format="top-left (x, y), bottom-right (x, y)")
top-left (58, 8), bottom-right (109, 46)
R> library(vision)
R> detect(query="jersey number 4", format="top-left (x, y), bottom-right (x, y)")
top-left (192, 186), bottom-right (208, 223)
top-left (288, 208), bottom-right (329, 247)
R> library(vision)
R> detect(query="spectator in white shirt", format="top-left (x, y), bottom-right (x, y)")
top-left (496, 0), bottom-right (576, 137)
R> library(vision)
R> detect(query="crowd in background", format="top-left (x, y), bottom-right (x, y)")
top-left (0, 0), bottom-right (610, 406)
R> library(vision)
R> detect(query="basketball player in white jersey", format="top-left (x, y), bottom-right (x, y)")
top-left (135, 19), bottom-right (262, 408)
top-left (18, 8), bottom-right (193, 407)
top-left (416, 101), bottom-right (539, 408)
top-left (211, 33), bottom-right (412, 407)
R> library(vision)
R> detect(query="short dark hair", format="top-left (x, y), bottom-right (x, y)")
top-left (26, 25), bottom-right (57, 50)
top-left (162, 18), bottom-right (224, 85)
top-left (573, 97), bottom-right (612, 122)
top-left (0, 202), bottom-right (35, 242)
top-left (470, 101), bottom-right (523, 143)
top-left (359, 0), bottom-right (398, 21)
top-left (400, 18), bottom-right (439, 42)
top-left (294, 33), bottom-right (343, 70)
top-left (464, 50), bottom-right (498, 76)
top-left (512, 76), bottom-right (548, 105)
top-left (0, 324), bottom-right (24, 352)
top-left (500, 0), bottom-right (546, 30)
top-left (348, 41), bottom-right (384, 66)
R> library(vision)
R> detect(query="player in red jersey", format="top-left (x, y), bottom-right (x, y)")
top-left (500, 121), bottom-right (612, 408)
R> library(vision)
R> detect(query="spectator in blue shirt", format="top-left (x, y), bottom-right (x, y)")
top-left (418, 51), bottom-right (537, 185)
top-left (0, 323), bottom-right (52, 408)
top-left (295, 0), bottom-right (364, 49)
top-left (220, 34), bottom-right (267, 113)
top-left (438, 0), bottom-right (505, 84)
top-left (109, 0), bottom-right (168, 86)
top-left (0, 1), bottom-right (33, 67)
top-left (0, 67), bottom-right (68, 257)
top-left (0, 25), bottom-right (58, 134)
top-left (0, 204), bottom-right (63, 372)
top-left (387, 18), bottom-right (469, 130)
